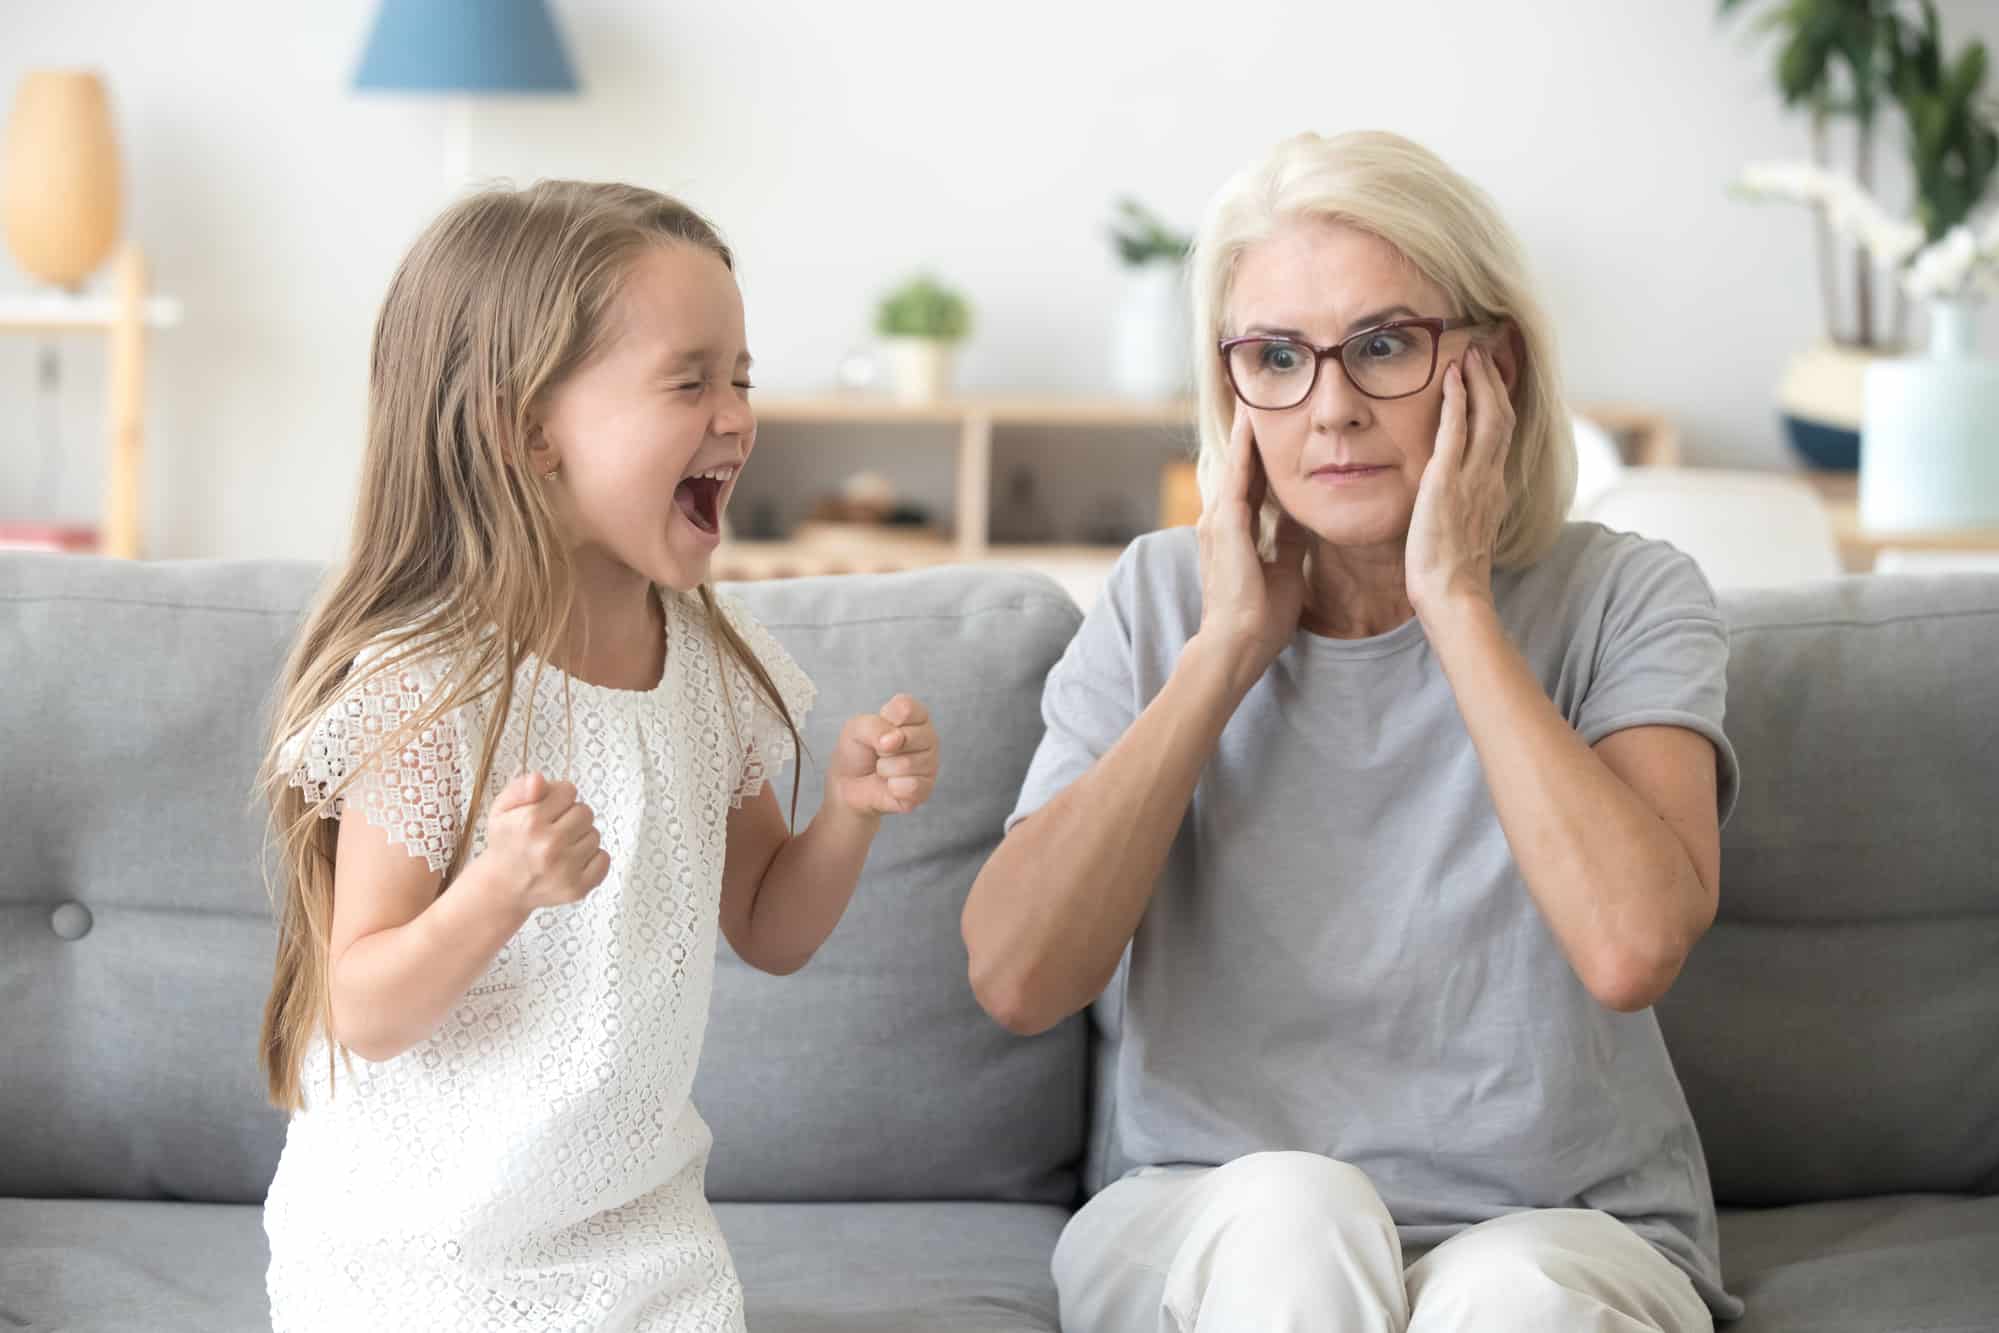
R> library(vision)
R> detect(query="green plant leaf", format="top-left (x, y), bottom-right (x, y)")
top-left (1953, 41), bottom-right (1987, 104)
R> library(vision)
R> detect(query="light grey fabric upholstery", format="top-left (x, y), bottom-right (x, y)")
top-left (0, 1198), bottom-right (1068, 1333)
top-left (723, 1201), bottom-right (1066, 1332)
top-left (1720, 1195), bottom-right (1999, 1332)
top-left (696, 571), bottom-right (1089, 1203)
top-left (0, 556), bottom-right (320, 1203)
top-left (1661, 576), bottom-right (1999, 1206)
top-left (0, 1198), bottom-right (271, 1333)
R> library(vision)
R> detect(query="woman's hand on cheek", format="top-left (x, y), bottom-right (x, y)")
top-left (1194, 404), bottom-right (1309, 691)
top-left (828, 693), bottom-right (940, 818)
top-left (1406, 345), bottom-right (1513, 616)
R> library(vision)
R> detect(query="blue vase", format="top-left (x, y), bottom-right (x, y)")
top-left (1861, 298), bottom-right (1999, 530)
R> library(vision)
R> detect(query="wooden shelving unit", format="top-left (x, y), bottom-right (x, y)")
top-left (0, 246), bottom-right (182, 558)
top-left (714, 394), bottom-right (1677, 582)
top-left (715, 394), bottom-right (1195, 582)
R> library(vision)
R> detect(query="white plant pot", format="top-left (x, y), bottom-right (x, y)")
top-left (884, 338), bottom-right (957, 403)
top-left (1111, 264), bottom-right (1189, 399)
top-left (1860, 298), bottom-right (1999, 531)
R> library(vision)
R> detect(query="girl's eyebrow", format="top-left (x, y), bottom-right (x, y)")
top-left (656, 346), bottom-right (754, 369)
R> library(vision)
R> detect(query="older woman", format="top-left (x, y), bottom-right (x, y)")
top-left (962, 131), bottom-right (1741, 1332)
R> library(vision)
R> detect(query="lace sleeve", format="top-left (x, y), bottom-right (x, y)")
top-left (283, 652), bottom-right (466, 873)
top-left (714, 593), bottom-right (817, 809)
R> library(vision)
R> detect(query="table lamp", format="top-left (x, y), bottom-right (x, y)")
top-left (353, 0), bottom-right (580, 188)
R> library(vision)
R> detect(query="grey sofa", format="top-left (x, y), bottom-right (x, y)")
top-left (1, 551), bottom-right (1995, 1333)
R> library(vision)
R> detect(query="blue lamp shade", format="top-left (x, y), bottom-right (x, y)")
top-left (354, 0), bottom-right (579, 94)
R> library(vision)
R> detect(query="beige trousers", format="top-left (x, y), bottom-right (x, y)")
top-left (1052, 1152), bottom-right (1713, 1333)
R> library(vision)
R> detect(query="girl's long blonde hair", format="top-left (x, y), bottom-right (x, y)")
top-left (258, 181), bottom-right (800, 1110)
top-left (1190, 130), bottom-right (1576, 566)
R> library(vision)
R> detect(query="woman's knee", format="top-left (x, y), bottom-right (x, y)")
top-left (1204, 1151), bottom-right (1391, 1231)
top-left (1408, 1210), bottom-right (1708, 1333)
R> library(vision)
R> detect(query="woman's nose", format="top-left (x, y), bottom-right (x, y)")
top-left (1309, 355), bottom-right (1370, 430)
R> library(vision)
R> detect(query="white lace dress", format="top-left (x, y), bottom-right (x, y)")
top-left (263, 589), bottom-right (814, 1332)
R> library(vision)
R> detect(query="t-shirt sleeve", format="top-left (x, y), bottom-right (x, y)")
top-left (282, 651), bottom-right (466, 873)
top-left (1006, 550), bottom-right (1144, 835)
top-left (1574, 541), bottom-right (1740, 824)
top-left (714, 593), bottom-right (817, 809)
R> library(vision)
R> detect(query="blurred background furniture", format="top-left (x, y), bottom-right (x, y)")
top-left (718, 399), bottom-right (1680, 608)
top-left (0, 250), bottom-right (180, 558)
top-left (1578, 469), bottom-right (1844, 590)
top-left (1804, 473), bottom-right (1999, 573)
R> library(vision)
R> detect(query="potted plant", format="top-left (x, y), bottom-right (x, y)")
top-left (875, 273), bottom-right (971, 403)
top-left (1107, 197), bottom-right (1193, 399)
top-left (1863, 6), bottom-right (1999, 529)
top-left (1736, 2), bottom-right (1999, 524)
top-left (1722, 0), bottom-right (1910, 468)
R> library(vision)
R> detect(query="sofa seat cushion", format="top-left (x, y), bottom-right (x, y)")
top-left (0, 1197), bottom-right (1067, 1332)
top-left (1720, 1194), bottom-right (1999, 1332)
top-left (721, 1200), bottom-right (1064, 1331)
top-left (0, 1198), bottom-right (269, 1332)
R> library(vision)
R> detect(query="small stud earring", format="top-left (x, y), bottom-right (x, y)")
top-left (542, 464), bottom-right (560, 481)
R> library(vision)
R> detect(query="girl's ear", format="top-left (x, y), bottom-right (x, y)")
top-left (524, 417), bottom-right (559, 477)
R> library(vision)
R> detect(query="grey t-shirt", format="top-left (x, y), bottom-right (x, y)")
top-left (1007, 522), bottom-right (1743, 1318)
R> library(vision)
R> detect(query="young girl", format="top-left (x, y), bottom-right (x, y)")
top-left (257, 181), bottom-right (941, 1331)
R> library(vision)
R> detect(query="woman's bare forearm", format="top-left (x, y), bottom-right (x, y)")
top-left (1422, 594), bottom-right (1711, 1009)
top-left (963, 635), bottom-right (1251, 1035)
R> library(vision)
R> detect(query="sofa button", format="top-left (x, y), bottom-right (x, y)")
top-left (51, 901), bottom-right (93, 941)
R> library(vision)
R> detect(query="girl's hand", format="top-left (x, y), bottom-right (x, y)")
top-left (828, 694), bottom-right (939, 817)
top-left (482, 772), bottom-right (610, 911)
top-left (1407, 344), bottom-right (1514, 616)
top-left (1194, 404), bottom-right (1309, 690)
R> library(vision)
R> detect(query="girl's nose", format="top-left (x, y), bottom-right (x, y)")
top-left (714, 395), bottom-right (755, 440)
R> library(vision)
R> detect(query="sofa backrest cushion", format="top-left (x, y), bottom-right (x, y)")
top-left (1660, 574), bottom-right (1999, 1205)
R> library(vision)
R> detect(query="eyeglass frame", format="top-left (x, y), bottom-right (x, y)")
top-left (1218, 316), bottom-right (1489, 409)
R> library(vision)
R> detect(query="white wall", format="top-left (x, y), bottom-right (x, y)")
top-left (5, 0), bottom-right (1998, 560)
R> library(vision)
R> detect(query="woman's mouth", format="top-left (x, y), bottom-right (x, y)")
top-left (1311, 463), bottom-right (1393, 487)
top-left (674, 465), bottom-right (737, 536)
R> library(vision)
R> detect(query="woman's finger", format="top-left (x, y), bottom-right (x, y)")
top-left (1433, 360), bottom-right (1469, 475)
top-left (1245, 433), bottom-right (1270, 520)
top-left (1468, 346), bottom-right (1512, 470)
top-left (1215, 403), bottom-right (1258, 514)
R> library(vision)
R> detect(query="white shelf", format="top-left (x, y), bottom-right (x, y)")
top-left (0, 292), bottom-right (183, 331)
top-left (752, 393), bottom-right (1197, 427)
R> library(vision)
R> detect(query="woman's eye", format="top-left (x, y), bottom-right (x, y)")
top-left (1361, 334), bottom-right (1410, 360)
top-left (1260, 343), bottom-right (1304, 371)
top-left (734, 380), bottom-right (755, 392)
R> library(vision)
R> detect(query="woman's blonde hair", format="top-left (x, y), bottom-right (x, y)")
top-left (1189, 130), bottom-right (1575, 566)
top-left (257, 181), bottom-right (800, 1110)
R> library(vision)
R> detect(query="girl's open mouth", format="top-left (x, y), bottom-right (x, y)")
top-left (673, 465), bottom-right (737, 536)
